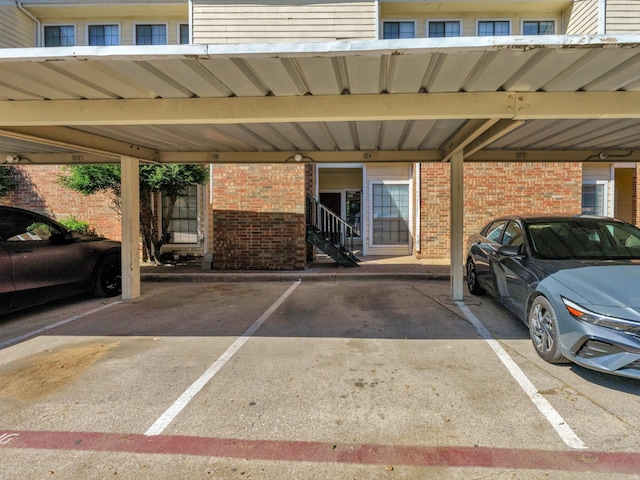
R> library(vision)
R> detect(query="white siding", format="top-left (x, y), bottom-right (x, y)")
top-left (565, 0), bottom-right (598, 34)
top-left (192, 0), bottom-right (377, 44)
top-left (606, 0), bottom-right (640, 33)
top-left (0, 7), bottom-right (36, 47)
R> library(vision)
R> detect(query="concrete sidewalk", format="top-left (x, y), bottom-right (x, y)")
top-left (140, 255), bottom-right (452, 283)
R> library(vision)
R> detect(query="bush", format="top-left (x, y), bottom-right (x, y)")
top-left (59, 216), bottom-right (97, 236)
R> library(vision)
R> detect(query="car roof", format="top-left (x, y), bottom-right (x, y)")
top-left (490, 214), bottom-right (623, 223)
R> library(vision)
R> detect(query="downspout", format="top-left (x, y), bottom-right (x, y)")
top-left (415, 163), bottom-right (421, 253)
top-left (188, 0), bottom-right (194, 43)
top-left (598, 0), bottom-right (606, 34)
top-left (16, 1), bottom-right (40, 47)
top-left (375, 0), bottom-right (380, 39)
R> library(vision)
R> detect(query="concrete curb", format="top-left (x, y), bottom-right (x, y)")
top-left (141, 272), bottom-right (451, 283)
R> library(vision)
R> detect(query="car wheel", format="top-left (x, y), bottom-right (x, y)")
top-left (93, 253), bottom-right (122, 297)
top-left (466, 259), bottom-right (483, 295)
top-left (528, 296), bottom-right (570, 364)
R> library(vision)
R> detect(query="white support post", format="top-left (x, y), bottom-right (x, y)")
top-left (450, 151), bottom-right (464, 301)
top-left (121, 156), bottom-right (140, 300)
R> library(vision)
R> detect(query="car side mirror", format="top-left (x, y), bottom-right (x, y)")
top-left (497, 244), bottom-right (524, 258)
top-left (50, 231), bottom-right (74, 245)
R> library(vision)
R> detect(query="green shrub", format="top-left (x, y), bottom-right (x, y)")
top-left (59, 216), bottom-right (97, 236)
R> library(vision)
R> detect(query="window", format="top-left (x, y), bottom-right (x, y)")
top-left (428, 21), bottom-right (461, 38)
top-left (88, 25), bottom-right (119, 46)
top-left (582, 183), bottom-right (607, 216)
top-left (485, 221), bottom-right (507, 243)
top-left (371, 184), bottom-right (409, 244)
top-left (502, 222), bottom-right (524, 248)
top-left (383, 21), bottom-right (415, 39)
top-left (478, 20), bottom-right (510, 36)
top-left (522, 20), bottom-right (555, 35)
top-left (135, 24), bottom-right (167, 45)
top-left (179, 24), bottom-right (189, 44)
top-left (163, 185), bottom-right (198, 244)
top-left (44, 26), bottom-right (75, 47)
top-left (0, 211), bottom-right (62, 242)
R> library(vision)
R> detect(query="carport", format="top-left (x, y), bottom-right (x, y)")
top-left (1, 34), bottom-right (639, 301)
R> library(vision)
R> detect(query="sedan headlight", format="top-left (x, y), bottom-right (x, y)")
top-left (562, 297), bottom-right (640, 337)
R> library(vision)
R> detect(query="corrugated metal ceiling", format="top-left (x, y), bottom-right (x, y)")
top-left (0, 35), bottom-right (639, 162)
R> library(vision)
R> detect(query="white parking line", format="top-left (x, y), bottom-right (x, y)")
top-left (0, 302), bottom-right (120, 350)
top-left (145, 280), bottom-right (302, 436)
top-left (455, 301), bottom-right (588, 450)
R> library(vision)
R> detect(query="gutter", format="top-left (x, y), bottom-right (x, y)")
top-left (16, 1), bottom-right (41, 47)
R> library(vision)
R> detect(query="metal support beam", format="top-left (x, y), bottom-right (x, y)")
top-left (441, 119), bottom-right (500, 163)
top-left (0, 93), bottom-right (517, 126)
top-left (463, 120), bottom-right (526, 158)
top-left (121, 156), bottom-right (140, 300)
top-left (0, 126), bottom-right (158, 162)
top-left (450, 150), bottom-right (464, 301)
top-left (1, 92), bottom-right (638, 129)
top-left (159, 150), bottom-right (444, 164)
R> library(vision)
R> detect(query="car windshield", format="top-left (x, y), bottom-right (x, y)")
top-left (527, 218), bottom-right (640, 260)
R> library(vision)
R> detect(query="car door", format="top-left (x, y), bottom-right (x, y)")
top-left (473, 220), bottom-right (507, 296)
top-left (491, 221), bottom-right (528, 315)
top-left (0, 246), bottom-right (15, 314)
top-left (1, 210), bottom-right (84, 309)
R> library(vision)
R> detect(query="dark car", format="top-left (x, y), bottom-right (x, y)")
top-left (0, 206), bottom-right (121, 315)
top-left (466, 215), bottom-right (640, 379)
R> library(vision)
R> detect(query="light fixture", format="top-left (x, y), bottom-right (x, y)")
top-left (585, 150), bottom-right (633, 162)
top-left (4, 154), bottom-right (22, 164)
top-left (285, 152), bottom-right (314, 163)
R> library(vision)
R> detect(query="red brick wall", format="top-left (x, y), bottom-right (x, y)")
top-left (211, 164), bottom-right (307, 270)
top-left (634, 164), bottom-right (639, 226)
top-left (418, 162), bottom-right (583, 260)
top-left (2, 165), bottom-right (121, 240)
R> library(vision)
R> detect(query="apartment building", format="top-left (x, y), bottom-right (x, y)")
top-left (0, 0), bottom-right (638, 271)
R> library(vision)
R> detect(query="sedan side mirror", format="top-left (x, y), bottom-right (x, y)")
top-left (50, 231), bottom-right (74, 245)
top-left (497, 244), bottom-right (525, 258)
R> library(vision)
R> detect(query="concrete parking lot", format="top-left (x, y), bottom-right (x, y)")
top-left (1, 276), bottom-right (639, 479)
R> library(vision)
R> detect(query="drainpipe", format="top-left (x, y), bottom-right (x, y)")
top-left (16, 2), bottom-right (40, 47)
top-left (415, 163), bottom-right (421, 253)
top-left (375, 0), bottom-right (380, 39)
top-left (188, 0), bottom-right (194, 43)
top-left (598, 0), bottom-right (606, 34)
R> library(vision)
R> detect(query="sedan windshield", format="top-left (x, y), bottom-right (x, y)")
top-left (527, 218), bottom-right (640, 260)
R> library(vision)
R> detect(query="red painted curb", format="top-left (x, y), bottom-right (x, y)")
top-left (1, 430), bottom-right (639, 473)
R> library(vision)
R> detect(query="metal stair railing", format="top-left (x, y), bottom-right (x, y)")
top-left (306, 196), bottom-right (357, 260)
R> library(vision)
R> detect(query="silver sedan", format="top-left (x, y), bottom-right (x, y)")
top-left (465, 215), bottom-right (640, 379)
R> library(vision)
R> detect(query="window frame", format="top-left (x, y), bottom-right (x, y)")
top-left (43, 24), bottom-right (76, 47)
top-left (521, 19), bottom-right (556, 35)
top-left (86, 23), bottom-right (121, 46)
top-left (178, 23), bottom-right (190, 44)
top-left (582, 180), bottom-right (609, 217)
top-left (381, 19), bottom-right (417, 39)
top-left (162, 184), bottom-right (201, 245)
top-left (476, 19), bottom-right (512, 36)
top-left (133, 22), bottom-right (169, 45)
top-left (369, 181), bottom-right (411, 246)
top-left (426, 19), bottom-right (462, 38)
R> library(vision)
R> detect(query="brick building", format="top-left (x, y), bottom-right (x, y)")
top-left (0, 0), bottom-right (639, 274)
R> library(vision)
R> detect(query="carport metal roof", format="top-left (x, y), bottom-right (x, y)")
top-left (1, 34), bottom-right (639, 300)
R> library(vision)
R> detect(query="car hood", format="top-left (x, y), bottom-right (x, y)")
top-left (550, 264), bottom-right (640, 308)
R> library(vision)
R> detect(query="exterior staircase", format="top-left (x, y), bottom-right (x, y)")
top-left (306, 196), bottom-right (360, 267)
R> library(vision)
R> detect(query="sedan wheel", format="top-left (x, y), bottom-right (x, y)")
top-left (466, 259), bottom-right (483, 295)
top-left (528, 296), bottom-right (570, 364)
top-left (93, 253), bottom-right (122, 297)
